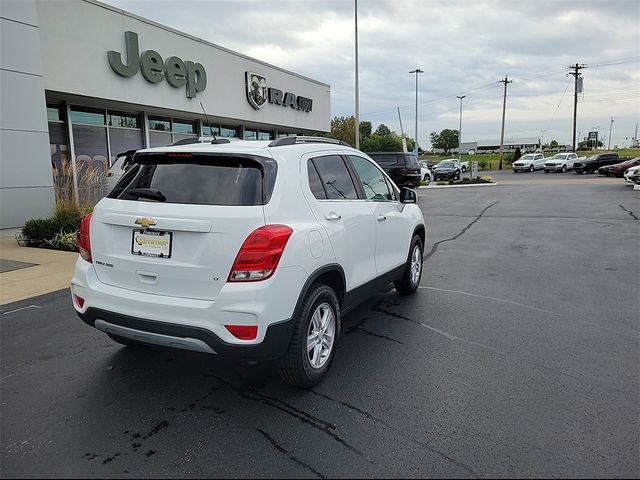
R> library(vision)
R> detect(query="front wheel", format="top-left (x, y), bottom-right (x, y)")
top-left (529, 165), bottom-right (534, 172)
top-left (562, 165), bottom-right (567, 173)
top-left (277, 284), bottom-right (340, 387)
top-left (394, 235), bottom-right (423, 295)
top-left (423, 174), bottom-right (431, 185)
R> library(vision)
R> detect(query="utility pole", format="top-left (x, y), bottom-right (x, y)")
top-left (498, 76), bottom-right (512, 170)
top-left (568, 63), bottom-right (586, 152)
top-left (354, 0), bottom-right (360, 149)
top-left (608, 116), bottom-right (614, 150)
top-left (456, 95), bottom-right (467, 178)
top-left (410, 69), bottom-right (424, 155)
top-left (635, 123), bottom-right (638, 148)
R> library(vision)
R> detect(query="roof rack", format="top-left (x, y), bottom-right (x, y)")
top-left (268, 136), bottom-right (352, 148)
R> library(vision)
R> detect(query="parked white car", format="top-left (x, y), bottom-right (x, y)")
top-left (544, 152), bottom-right (579, 173)
top-left (512, 153), bottom-right (546, 173)
top-left (624, 165), bottom-right (640, 183)
top-left (419, 161), bottom-right (432, 185)
top-left (71, 137), bottom-right (426, 386)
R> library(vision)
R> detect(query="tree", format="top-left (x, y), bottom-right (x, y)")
top-left (375, 124), bottom-right (391, 137)
top-left (359, 121), bottom-right (372, 142)
top-left (549, 139), bottom-right (559, 150)
top-left (430, 129), bottom-right (459, 154)
top-left (578, 140), bottom-right (603, 150)
top-left (513, 147), bottom-right (522, 162)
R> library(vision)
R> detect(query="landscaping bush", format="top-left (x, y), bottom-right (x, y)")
top-left (21, 206), bottom-right (87, 249)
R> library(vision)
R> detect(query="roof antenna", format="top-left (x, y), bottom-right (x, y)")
top-left (200, 102), bottom-right (217, 143)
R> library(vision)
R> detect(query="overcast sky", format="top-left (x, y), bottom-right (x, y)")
top-left (108, 0), bottom-right (639, 149)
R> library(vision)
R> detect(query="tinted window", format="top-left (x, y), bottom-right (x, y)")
top-left (111, 154), bottom-right (277, 206)
top-left (307, 161), bottom-right (327, 199)
top-left (349, 156), bottom-right (394, 201)
top-left (403, 154), bottom-right (419, 167)
top-left (368, 154), bottom-right (405, 167)
top-left (311, 156), bottom-right (358, 200)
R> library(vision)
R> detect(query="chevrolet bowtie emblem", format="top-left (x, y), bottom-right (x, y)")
top-left (135, 217), bottom-right (157, 228)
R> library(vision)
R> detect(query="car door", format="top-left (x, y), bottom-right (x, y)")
top-left (347, 155), bottom-right (411, 275)
top-left (303, 153), bottom-right (377, 290)
top-left (534, 154), bottom-right (545, 170)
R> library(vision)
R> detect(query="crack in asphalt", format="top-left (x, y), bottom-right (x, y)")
top-left (307, 390), bottom-right (480, 479)
top-left (424, 200), bottom-right (501, 260)
top-left (345, 317), bottom-right (404, 344)
top-left (373, 299), bottom-right (632, 397)
top-left (257, 429), bottom-right (327, 479)
top-left (619, 204), bottom-right (639, 220)
top-left (200, 373), bottom-right (363, 457)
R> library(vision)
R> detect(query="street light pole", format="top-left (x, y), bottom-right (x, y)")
top-left (457, 95), bottom-right (466, 178)
top-left (608, 116), bottom-right (614, 150)
top-left (409, 69), bottom-right (423, 155)
top-left (354, 0), bottom-right (360, 149)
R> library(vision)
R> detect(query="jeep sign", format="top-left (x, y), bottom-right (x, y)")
top-left (108, 31), bottom-right (207, 98)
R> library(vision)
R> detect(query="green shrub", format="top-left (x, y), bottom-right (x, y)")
top-left (478, 160), bottom-right (487, 169)
top-left (45, 231), bottom-right (78, 251)
top-left (21, 206), bottom-right (87, 248)
top-left (481, 176), bottom-right (494, 182)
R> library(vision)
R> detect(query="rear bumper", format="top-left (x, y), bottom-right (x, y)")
top-left (77, 307), bottom-right (294, 360)
top-left (71, 258), bottom-right (306, 358)
top-left (395, 174), bottom-right (422, 187)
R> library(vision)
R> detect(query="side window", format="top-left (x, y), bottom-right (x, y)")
top-left (349, 156), bottom-right (394, 201)
top-left (311, 155), bottom-right (358, 200)
top-left (307, 160), bottom-right (327, 199)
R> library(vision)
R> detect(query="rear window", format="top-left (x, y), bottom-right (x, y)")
top-left (368, 154), bottom-right (406, 167)
top-left (109, 153), bottom-right (277, 206)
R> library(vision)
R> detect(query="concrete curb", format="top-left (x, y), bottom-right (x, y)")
top-left (634, 184), bottom-right (640, 191)
top-left (419, 182), bottom-right (497, 190)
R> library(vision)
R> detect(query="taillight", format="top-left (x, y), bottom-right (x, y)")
top-left (228, 225), bottom-right (293, 282)
top-left (77, 213), bottom-right (92, 263)
top-left (225, 325), bottom-right (258, 340)
top-left (73, 294), bottom-right (85, 308)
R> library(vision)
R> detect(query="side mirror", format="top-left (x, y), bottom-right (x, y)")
top-left (400, 187), bottom-right (417, 204)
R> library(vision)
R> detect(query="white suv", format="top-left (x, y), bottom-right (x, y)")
top-left (71, 137), bottom-right (426, 386)
top-left (544, 152), bottom-right (579, 173)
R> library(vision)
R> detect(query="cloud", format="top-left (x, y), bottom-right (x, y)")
top-left (107, 0), bottom-right (640, 147)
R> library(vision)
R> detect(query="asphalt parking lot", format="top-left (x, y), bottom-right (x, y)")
top-left (1, 178), bottom-right (638, 478)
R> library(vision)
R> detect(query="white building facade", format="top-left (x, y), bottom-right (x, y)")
top-left (1, 0), bottom-right (331, 228)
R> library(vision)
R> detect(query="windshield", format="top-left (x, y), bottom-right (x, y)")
top-left (551, 154), bottom-right (568, 160)
top-left (438, 161), bottom-right (455, 168)
top-left (519, 155), bottom-right (536, 161)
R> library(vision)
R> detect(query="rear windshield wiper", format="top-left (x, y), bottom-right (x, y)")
top-left (127, 188), bottom-right (167, 202)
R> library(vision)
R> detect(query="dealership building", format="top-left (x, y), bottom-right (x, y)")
top-left (1, 0), bottom-right (331, 228)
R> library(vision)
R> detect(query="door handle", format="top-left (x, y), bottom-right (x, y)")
top-left (377, 215), bottom-right (387, 222)
top-left (325, 212), bottom-right (342, 221)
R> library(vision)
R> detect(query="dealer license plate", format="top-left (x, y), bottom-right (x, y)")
top-left (131, 229), bottom-right (172, 258)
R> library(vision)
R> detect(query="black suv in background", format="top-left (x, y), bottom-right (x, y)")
top-left (573, 152), bottom-right (620, 174)
top-left (367, 152), bottom-right (422, 188)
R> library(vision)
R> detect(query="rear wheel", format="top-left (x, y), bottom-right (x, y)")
top-left (277, 284), bottom-right (340, 387)
top-left (423, 174), bottom-right (430, 185)
top-left (394, 235), bottom-right (423, 295)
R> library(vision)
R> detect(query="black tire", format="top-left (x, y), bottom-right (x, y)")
top-left (455, 170), bottom-right (461, 180)
top-left (562, 165), bottom-right (567, 173)
top-left (423, 174), bottom-right (430, 185)
top-left (529, 165), bottom-right (534, 172)
top-left (107, 333), bottom-right (144, 347)
top-left (394, 235), bottom-right (423, 295)
top-left (276, 284), bottom-right (340, 387)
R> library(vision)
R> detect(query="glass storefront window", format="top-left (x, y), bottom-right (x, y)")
top-left (149, 117), bottom-right (171, 131)
top-left (220, 126), bottom-right (238, 138)
top-left (70, 107), bottom-right (105, 125)
top-left (149, 131), bottom-right (173, 147)
top-left (47, 105), bottom-right (62, 122)
top-left (172, 120), bottom-right (196, 134)
top-left (258, 131), bottom-right (272, 141)
top-left (72, 124), bottom-right (109, 204)
top-left (203, 125), bottom-right (220, 136)
top-left (244, 129), bottom-right (257, 140)
top-left (109, 128), bottom-right (143, 161)
top-left (108, 111), bottom-right (140, 128)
